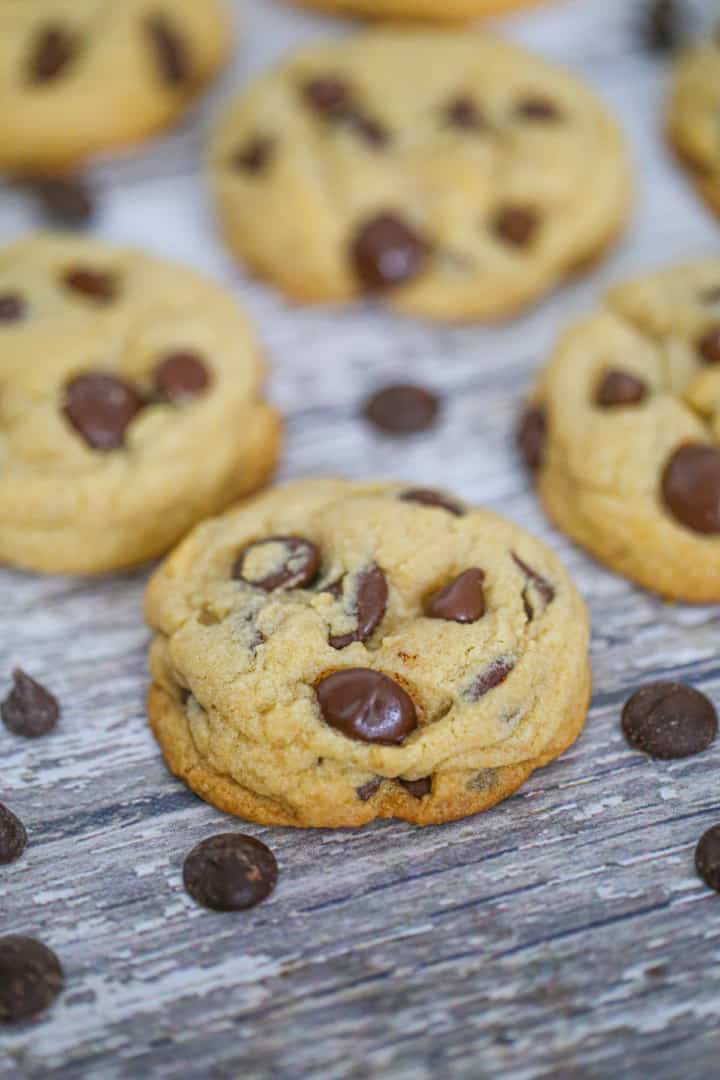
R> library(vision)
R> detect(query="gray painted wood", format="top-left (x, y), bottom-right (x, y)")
top-left (2, 1), bottom-right (720, 1076)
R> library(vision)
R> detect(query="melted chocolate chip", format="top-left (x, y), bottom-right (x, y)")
top-left (398, 777), bottom-right (432, 799)
top-left (155, 352), bottom-right (210, 403)
top-left (399, 488), bottom-right (465, 516)
top-left (445, 97), bottom-right (486, 131)
top-left (28, 26), bottom-right (77, 84)
top-left (145, 16), bottom-right (188, 85)
top-left (351, 213), bottom-right (429, 291)
top-left (700, 286), bottom-right (720, 305)
top-left (233, 537), bottom-right (320, 591)
top-left (511, 553), bottom-right (555, 611)
top-left (233, 136), bottom-right (276, 174)
top-left (63, 373), bottom-right (145, 451)
top-left (0, 805), bottom-right (27, 865)
top-left (357, 777), bottom-right (383, 802)
top-left (344, 109), bottom-right (389, 148)
top-left (426, 569), bottom-right (486, 624)
top-left (0, 938), bottom-right (64, 1024)
top-left (595, 370), bottom-right (648, 407)
top-left (494, 206), bottom-right (539, 247)
top-left (698, 327), bottom-right (720, 364)
top-left (183, 833), bottom-right (278, 911)
top-left (696, 825), bottom-right (720, 892)
top-left (662, 444), bottom-right (720, 534)
top-left (467, 658), bottom-right (515, 701)
top-left (0, 293), bottom-right (25, 323)
top-left (622, 682), bottom-right (717, 759)
top-left (364, 384), bottom-right (439, 435)
top-left (515, 96), bottom-right (561, 121)
top-left (27, 176), bottom-right (94, 228)
top-left (62, 268), bottom-right (116, 302)
top-left (329, 565), bottom-right (388, 649)
top-left (302, 75), bottom-right (351, 115)
top-left (316, 669), bottom-right (417, 745)
top-left (518, 405), bottom-right (547, 472)
top-left (1, 670), bottom-right (59, 738)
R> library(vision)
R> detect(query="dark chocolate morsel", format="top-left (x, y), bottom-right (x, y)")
top-left (511, 553), bottom-right (555, 605)
top-left (398, 777), bottom-right (432, 799)
top-left (63, 373), bottom-right (145, 451)
top-left (302, 75), bottom-right (351, 115)
top-left (183, 834), bottom-right (278, 911)
top-left (316, 668), bottom-right (417, 745)
top-left (515, 96), bottom-right (562, 121)
top-left (0, 938), bottom-right (64, 1023)
top-left (62, 268), bottom-right (117, 302)
top-left (0, 804), bottom-right (27, 865)
top-left (695, 825), bottom-right (720, 892)
top-left (356, 778), bottom-right (383, 802)
top-left (27, 176), bottom-right (95, 228)
top-left (232, 136), bottom-right (276, 174)
top-left (622, 682), bottom-right (717, 760)
top-left (467, 658), bottom-right (515, 701)
top-left (1, 669), bottom-right (59, 738)
top-left (399, 488), bottom-right (465, 516)
top-left (233, 537), bottom-right (320, 591)
top-left (329, 565), bottom-right (388, 649)
top-left (493, 206), bottom-right (539, 247)
top-left (155, 352), bottom-right (211, 402)
top-left (595, 370), bottom-right (648, 407)
top-left (351, 213), bottom-right (429, 291)
top-left (661, 444), bottom-right (720, 534)
top-left (145, 15), bottom-right (188, 85)
top-left (444, 96), bottom-right (486, 131)
top-left (426, 569), bottom-right (486, 624)
top-left (28, 26), bottom-right (77, 84)
top-left (0, 293), bottom-right (26, 323)
top-left (364, 384), bottom-right (439, 436)
top-left (517, 405), bottom-right (547, 472)
top-left (698, 327), bottom-right (720, 364)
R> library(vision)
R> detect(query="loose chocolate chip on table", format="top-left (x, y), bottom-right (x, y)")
top-left (233, 136), bottom-right (275, 174)
top-left (317, 668), bottom-right (417, 745)
top-left (0, 938), bottom-right (64, 1024)
top-left (62, 268), bottom-right (116, 302)
top-left (517, 405), bottom-right (547, 472)
top-left (698, 327), bottom-right (720, 364)
top-left (28, 26), bottom-right (77, 84)
top-left (494, 206), bottom-right (539, 247)
top-left (233, 537), bottom-right (320, 592)
top-left (398, 777), bottom-right (432, 799)
top-left (0, 804), bottom-right (27, 865)
top-left (351, 213), bottom-right (429, 291)
top-left (0, 294), bottom-right (25, 323)
top-left (695, 825), bottom-right (720, 892)
top-left (145, 16), bottom-right (188, 85)
top-left (595, 370), bottom-right (648, 407)
top-left (511, 553), bottom-right (555, 605)
top-left (468, 658), bottom-right (515, 701)
top-left (661, 444), bottom-right (720, 534)
top-left (155, 352), bottom-right (210, 402)
top-left (1, 669), bottom-right (59, 738)
top-left (399, 488), bottom-right (465, 516)
top-left (27, 176), bottom-right (94, 228)
top-left (329, 565), bottom-right (388, 649)
top-left (515, 96), bottom-right (561, 121)
top-left (63, 373), bottom-right (145, 451)
top-left (444, 97), bottom-right (486, 131)
top-left (183, 833), bottom-right (278, 912)
top-left (357, 778), bottom-right (383, 802)
top-left (622, 682), bottom-right (717, 759)
top-left (302, 75), bottom-right (351, 115)
top-left (426, 569), bottom-right (486, 624)
top-left (364, 384), bottom-right (439, 436)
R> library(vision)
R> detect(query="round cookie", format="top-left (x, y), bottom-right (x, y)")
top-left (287, 0), bottom-right (544, 20)
top-left (0, 0), bottom-right (228, 174)
top-left (0, 234), bottom-right (280, 575)
top-left (668, 31), bottom-right (720, 218)
top-left (145, 479), bottom-right (591, 828)
top-left (519, 262), bottom-right (720, 602)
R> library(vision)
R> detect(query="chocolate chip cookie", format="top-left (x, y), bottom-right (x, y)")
top-left (145, 479), bottom-right (591, 828)
top-left (0, 0), bottom-right (227, 173)
top-left (0, 234), bottom-right (280, 575)
top-left (667, 30), bottom-right (720, 218)
top-left (520, 261), bottom-right (720, 601)
top-left (208, 28), bottom-right (630, 322)
top-left (287, 0), bottom-right (543, 18)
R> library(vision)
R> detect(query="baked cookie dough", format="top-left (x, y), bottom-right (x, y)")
top-left (0, 234), bottom-right (280, 575)
top-left (0, 0), bottom-right (228, 174)
top-left (667, 31), bottom-right (720, 218)
top-left (208, 28), bottom-right (631, 322)
top-left (287, 0), bottom-right (544, 20)
top-left (519, 262), bottom-right (720, 602)
top-left (145, 479), bottom-right (591, 828)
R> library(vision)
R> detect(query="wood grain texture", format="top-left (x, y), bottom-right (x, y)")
top-left (2, 1), bottom-right (720, 1076)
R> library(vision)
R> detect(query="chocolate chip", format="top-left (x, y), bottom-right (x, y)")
top-left (302, 76), bottom-right (351, 115)
top-left (63, 373), bottom-right (145, 451)
top-left (698, 327), bottom-right (720, 364)
top-left (155, 352), bottom-right (210, 403)
top-left (329, 565), bottom-right (388, 649)
top-left (364, 384), bottom-right (439, 435)
top-left (0, 938), bottom-right (64, 1024)
top-left (517, 405), bottom-right (547, 472)
top-left (515, 96), bottom-right (561, 121)
top-left (511, 553), bottom-right (555, 614)
top-left (595, 370), bottom-right (648, 407)
top-left (426, 569), bottom-right (486, 624)
top-left (700, 286), bottom-right (720, 305)
top-left (28, 26), bottom-right (77, 84)
top-left (357, 778), bottom-right (382, 802)
top-left (1, 670), bottom-right (59, 738)
top-left (145, 16), bottom-right (188, 85)
top-left (27, 176), bottom-right (94, 228)
top-left (62, 268), bottom-right (116, 302)
top-left (399, 488), bottom-right (465, 516)
top-left (661, 444), bottom-right (720, 534)
top-left (351, 213), bottom-right (429, 291)
top-left (233, 536), bottom-right (320, 592)
top-left (398, 777), bottom-right (432, 799)
top-left (316, 669), bottom-right (417, 745)
top-left (494, 206), bottom-right (539, 247)
top-left (695, 825), bottom-right (720, 892)
top-left (622, 682), bottom-right (717, 759)
top-left (183, 833), bottom-right (278, 912)
top-left (0, 294), bottom-right (25, 324)
top-left (444, 97), bottom-right (486, 131)
top-left (233, 136), bottom-right (275, 174)
top-left (0, 805), bottom-right (27, 865)
top-left (344, 109), bottom-right (390, 148)
top-left (468, 658), bottom-right (515, 701)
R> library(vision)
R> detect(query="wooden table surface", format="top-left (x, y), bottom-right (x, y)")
top-left (2, 1), bottom-right (720, 1076)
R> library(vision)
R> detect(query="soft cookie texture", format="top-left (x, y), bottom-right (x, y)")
top-left (287, 0), bottom-right (544, 19)
top-left (520, 262), bottom-right (720, 602)
top-left (145, 479), bottom-right (591, 828)
top-left (208, 29), bottom-right (630, 322)
top-left (0, 234), bottom-right (280, 575)
top-left (668, 32), bottom-right (720, 218)
top-left (0, 0), bottom-right (228, 174)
